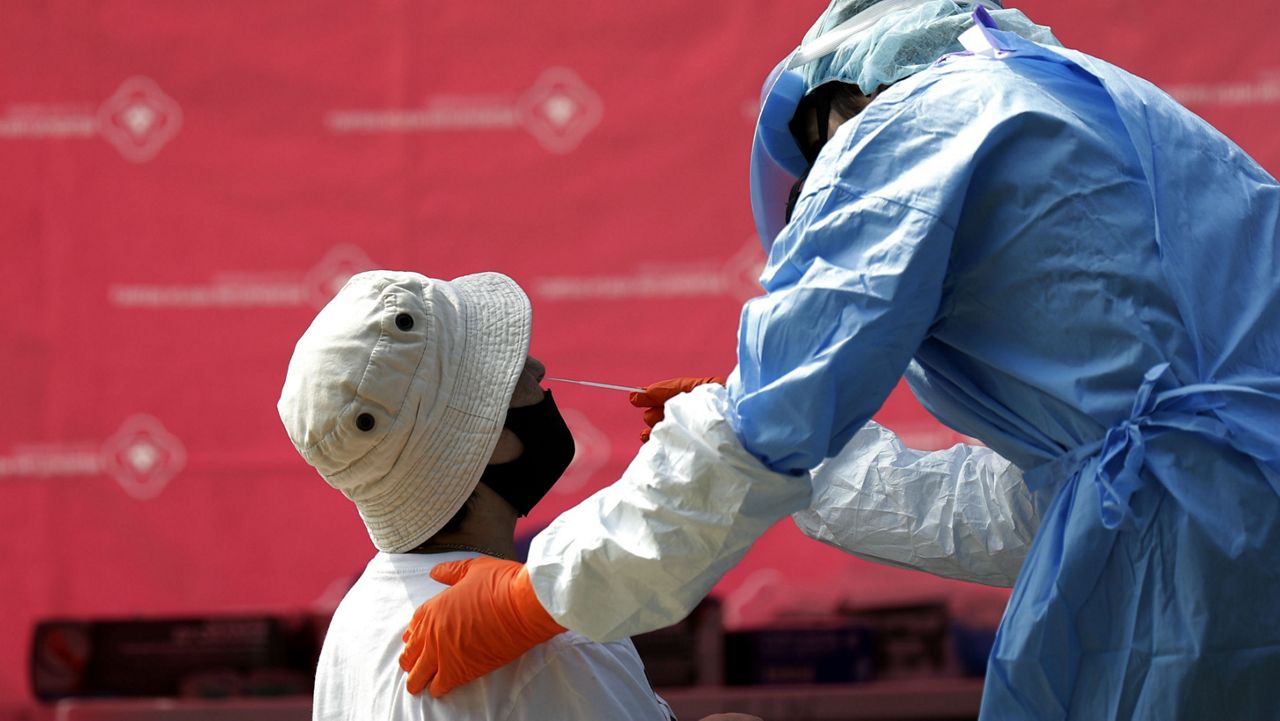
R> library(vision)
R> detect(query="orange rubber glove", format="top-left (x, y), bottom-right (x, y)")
top-left (629, 376), bottom-right (727, 441)
top-left (398, 556), bottom-right (566, 698)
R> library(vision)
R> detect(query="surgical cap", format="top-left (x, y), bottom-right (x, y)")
top-left (799, 0), bottom-right (1060, 94)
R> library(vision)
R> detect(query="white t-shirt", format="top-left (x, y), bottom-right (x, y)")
top-left (313, 551), bottom-right (674, 721)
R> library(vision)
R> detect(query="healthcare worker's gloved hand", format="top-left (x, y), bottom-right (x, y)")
top-left (399, 556), bottom-right (566, 697)
top-left (629, 376), bottom-right (727, 441)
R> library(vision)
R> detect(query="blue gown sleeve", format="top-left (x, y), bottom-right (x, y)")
top-left (730, 99), bottom-right (966, 473)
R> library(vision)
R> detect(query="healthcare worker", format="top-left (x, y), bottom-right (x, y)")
top-left (400, 1), bottom-right (1280, 718)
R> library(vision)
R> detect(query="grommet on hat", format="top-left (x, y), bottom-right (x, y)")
top-left (277, 270), bottom-right (532, 552)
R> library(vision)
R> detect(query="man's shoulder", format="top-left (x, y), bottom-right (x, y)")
top-left (318, 581), bottom-right (663, 720)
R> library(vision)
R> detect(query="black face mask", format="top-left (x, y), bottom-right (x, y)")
top-left (479, 389), bottom-right (575, 517)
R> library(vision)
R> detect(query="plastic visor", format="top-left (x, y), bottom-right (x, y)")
top-left (749, 56), bottom-right (808, 249)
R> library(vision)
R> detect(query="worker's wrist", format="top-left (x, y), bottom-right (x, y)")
top-left (513, 565), bottom-right (567, 638)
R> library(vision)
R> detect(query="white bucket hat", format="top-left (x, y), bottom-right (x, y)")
top-left (277, 270), bottom-right (531, 552)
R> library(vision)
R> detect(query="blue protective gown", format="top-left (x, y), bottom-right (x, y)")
top-left (729, 28), bottom-right (1280, 721)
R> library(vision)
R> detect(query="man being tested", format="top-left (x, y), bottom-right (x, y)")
top-left (401, 2), bottom-right (1280, 719)
top-left (277, 270), bottom-right (675, 720)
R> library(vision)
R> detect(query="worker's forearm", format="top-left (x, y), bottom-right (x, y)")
top-left (526, 384), bottom-right (812, 641)
top-left (793, 420), bottom-right (1038, 587)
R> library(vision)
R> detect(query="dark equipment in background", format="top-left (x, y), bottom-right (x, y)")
top-left (31, 615), bottom-right (321, 702)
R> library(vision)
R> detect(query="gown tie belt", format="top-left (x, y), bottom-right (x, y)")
top-left (1025, 362), bottom-right (1280, 530)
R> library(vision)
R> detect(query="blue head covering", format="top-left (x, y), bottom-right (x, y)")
top-left (797, 0), bottom-right (1059, 94)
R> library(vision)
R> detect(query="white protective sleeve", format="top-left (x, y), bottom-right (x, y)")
top-left (526, 383), bottom-right (812, 642)
top-left (793, 420), bottom-right (1039, 587)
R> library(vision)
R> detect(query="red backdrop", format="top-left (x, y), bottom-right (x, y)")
top-left (3, 0), bottom-right (1277, 710)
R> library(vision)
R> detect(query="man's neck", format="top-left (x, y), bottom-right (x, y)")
top-left (415, 528), bottom-right (516, 560)
top-left (413, 483), bottom-right (518, 559)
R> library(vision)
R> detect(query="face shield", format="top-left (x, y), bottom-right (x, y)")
top-left (749, 57), bottom-right (809, 249)
top-left (748, 0), bottom-right (1004, 250)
